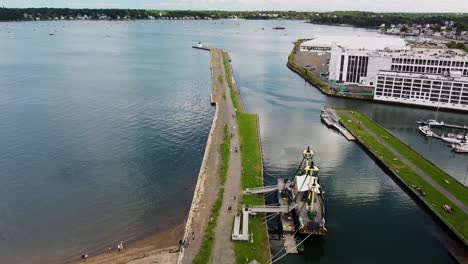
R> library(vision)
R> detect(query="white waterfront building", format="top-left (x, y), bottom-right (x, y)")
top-left (300, 36), bottom-right (468, 111)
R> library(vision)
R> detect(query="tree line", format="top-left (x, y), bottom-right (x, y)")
top-left (0, 8), bottom-right (467, 29)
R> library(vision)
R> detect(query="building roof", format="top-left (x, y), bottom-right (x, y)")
top-left (378, 70), bottom-right (468, 82)
top-left (301, 36), bottom-right (408, 51)
top-left (376, 47), bottom-right (468, 60)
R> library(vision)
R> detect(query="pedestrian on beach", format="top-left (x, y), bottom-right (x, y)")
top-left (192, 231), bottom-right (195, 241)
top-left (81, 253), bottom-right (88, 260)
top-left (234, 195), bottom-right (236, 201)
top-left (117, 243), bottom-right (121, 252)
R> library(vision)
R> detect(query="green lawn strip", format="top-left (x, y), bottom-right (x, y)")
top-left (221, 124), bottom-right (230, 184)
top-left (348, 110), bottom-right (467, 205)
top-left (221, 50), bottom-right (242, 111)
top-left (193, 188), bottom-right (225, 264)
top-left (193, 124), bottom-right (230, 263)
top-left (234, 113), bottom-right (269, 264)
top-left (337, 110), bottom-right (468, 244)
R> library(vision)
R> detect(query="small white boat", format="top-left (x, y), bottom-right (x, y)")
top-left (453, 144), bottom-right (468, 153)
top-left (442, 135), bottom-right (461, 144)
top-left (426, 119), bottom-right (445, 127)
top-left (418, 126), bottom-right (433, 137)
top-left (456, 134), bottom-right (465, 140)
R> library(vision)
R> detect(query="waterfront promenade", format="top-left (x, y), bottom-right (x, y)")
top-left (337, 109), bottom-right (468, 246)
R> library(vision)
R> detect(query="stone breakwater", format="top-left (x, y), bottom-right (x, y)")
top-left (177, 48), bottom-right (226, 264)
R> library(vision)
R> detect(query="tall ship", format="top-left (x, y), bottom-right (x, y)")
top-left (279, 147), bottom-right (327, 237)
top-left (242, 147), bottom-right (326, 254)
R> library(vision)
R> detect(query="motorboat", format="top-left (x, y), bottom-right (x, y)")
top-left (442, 135), bottom-right (461, 144)
top-left (426, 119), bottom-right (445, 127)
top-left (418, 126), bottom-right (433, 137)
top-left (453, 143), bottom-right (468, 153)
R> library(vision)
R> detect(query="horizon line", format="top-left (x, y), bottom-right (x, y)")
top-left (2, 7), bottom-right (467, 14)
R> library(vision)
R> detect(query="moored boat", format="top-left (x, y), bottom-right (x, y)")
top-left (442, 135), bottom-right (461, 144)
top-left (418, 125), bottom-right (433, 137)
top-left (452, 143), bottom-right (468, 153)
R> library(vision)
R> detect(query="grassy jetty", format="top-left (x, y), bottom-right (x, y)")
top-left (337, 109), bottom-right (468, 245)
top-left (222, 51), bottom-right (271, 263)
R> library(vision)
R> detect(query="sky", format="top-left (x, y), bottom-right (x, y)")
top-left (3, 0), bottom-right (468, 13)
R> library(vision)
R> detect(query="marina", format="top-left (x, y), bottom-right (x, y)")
top-left (417, 120), bottom-right (468, 153)
top-left (417, 119), bottom-right (468, 130)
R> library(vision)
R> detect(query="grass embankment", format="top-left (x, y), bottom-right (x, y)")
top-left (287, 39), bottom-right (331, 94)
top-left (193, 125), bottom-right (230, 264)
top-left (222, 50), bottom-right (270, 263)
top-left (234, 113), bottom-right (270, 264)
top-left (222, 51), bottom-right (243, 111)
top-left (337, 110), bottom-right (468, 245)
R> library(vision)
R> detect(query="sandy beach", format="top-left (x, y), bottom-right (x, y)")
top-left (69, 224), bottom-right (184, 264)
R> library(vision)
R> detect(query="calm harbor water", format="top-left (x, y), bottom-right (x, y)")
top-left (0, 20), bottom-right (466, 263)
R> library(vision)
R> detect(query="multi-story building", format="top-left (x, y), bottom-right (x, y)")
top-left (300, 36), bottom-right (468, 111)
top-left (374, 71), bottom-right (468, 111)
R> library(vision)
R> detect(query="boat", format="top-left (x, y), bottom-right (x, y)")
top-left (417, 119), bottom-right (445, 127)
top-left (241, 147), bottom-right (325, 254)
top-left (285, 147), bottom-right (326, 237)
top-left (418, 126), bottom-right (433, 137)
top-left (442, 135), bottom-right (461, 144)
top-left (452, 143), bottom-right (468, 153)
top-left (427, 119), bottom-right (445, 127)
top-left (273, 26), bottom-right (285, 30)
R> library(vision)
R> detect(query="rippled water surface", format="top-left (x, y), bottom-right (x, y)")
top-left (0, 20), bottom-right (466, 263)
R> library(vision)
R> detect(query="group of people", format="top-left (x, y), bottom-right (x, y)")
top-left (81, 241), bottom-right (124, 261)
top-left (179, 239), bottom-right (190, 248)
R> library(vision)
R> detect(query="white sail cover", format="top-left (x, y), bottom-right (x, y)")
top-left (295, 174), bottom-right (311, 193)
top-left (294, 174), bottom-right (321, 193)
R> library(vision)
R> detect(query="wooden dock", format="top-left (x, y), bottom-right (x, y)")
top-left (321, 106), bottom-right (356, 141)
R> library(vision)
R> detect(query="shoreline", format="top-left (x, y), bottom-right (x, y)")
top-left (69, 224), bottom-right (184, 264)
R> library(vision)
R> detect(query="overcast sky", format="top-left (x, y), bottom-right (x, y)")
top-left (4, 0), bottom-right (468, 12)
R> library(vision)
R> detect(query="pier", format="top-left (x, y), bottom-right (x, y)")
top-left (321, 106), bottom-right (356, 141)
top-left (418, 120), bottom-right (468, 131)
top-left (337, 109), bottom-right (468, 247)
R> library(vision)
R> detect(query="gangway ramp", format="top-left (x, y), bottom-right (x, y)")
top-left (332, 123), bottom-right (356, 141)
top-left (246, 204), bottom-right (297, 213)
top-left (232, 208), bottom-right (250, 241)
top-left (244, 185), bottom-right (278, 194)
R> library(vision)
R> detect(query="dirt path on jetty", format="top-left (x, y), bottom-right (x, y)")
top-left (178, 48), bottom-right (230, 264)
top-left (210, 50), bottom-right (242, 264)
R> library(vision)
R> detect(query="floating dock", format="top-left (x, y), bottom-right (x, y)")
top-left (418, 120), bottom-right (468, 131)
top-left (321, 106), bottom-right (356, 141)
